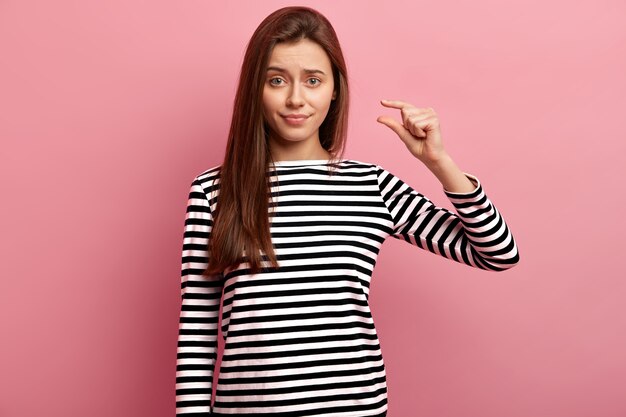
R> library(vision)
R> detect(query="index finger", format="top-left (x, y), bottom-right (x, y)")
top-left (380, 99), bottom-right (412, 109)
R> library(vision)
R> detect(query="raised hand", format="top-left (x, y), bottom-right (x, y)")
top-left (376, 99), bottom-right (477, 193)
top-left (376, 99), bottom-right (447, 165)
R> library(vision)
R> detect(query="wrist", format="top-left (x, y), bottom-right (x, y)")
top-left (422, 153), bottom-right (476, 193)
top-left (423, 152), bottom-right (452, 172)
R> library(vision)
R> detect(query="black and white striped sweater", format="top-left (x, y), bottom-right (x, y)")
top-left (175, 159), bottom-right (519, 416)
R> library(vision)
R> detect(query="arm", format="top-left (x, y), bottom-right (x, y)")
top-left (376, 99), bottom-right (519, 271)
top-left (424, 153), bottom-right (477, 194)
top-left (175, 177), bottom-right (224, 415)
top-left (376, 166), bottom-right (519, 271)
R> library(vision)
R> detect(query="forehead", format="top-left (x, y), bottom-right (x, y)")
top-left (267, 38), bottom-right (332, 70)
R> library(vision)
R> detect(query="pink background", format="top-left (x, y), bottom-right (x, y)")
top-left (1, 0), bottom-right (625, 416)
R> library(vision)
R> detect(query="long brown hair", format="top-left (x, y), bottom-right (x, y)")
top-left (204, 6), bottom-right (350, 276)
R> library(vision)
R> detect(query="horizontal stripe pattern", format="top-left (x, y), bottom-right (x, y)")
top-left (176, 159), bottom-right (519, 416)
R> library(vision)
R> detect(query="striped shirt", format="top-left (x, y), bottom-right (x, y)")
top-left (176, 159), bottom-right (519, 416)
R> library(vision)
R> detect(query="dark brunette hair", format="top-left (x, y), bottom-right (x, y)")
top-left (205, 6), bottom-right (350, 276)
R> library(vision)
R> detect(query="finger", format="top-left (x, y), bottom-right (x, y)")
top-left (376, 116), bottom-right (414, 145)
top-left (396, 114), bottom-right (416, 136)
top-left (406, 114), bottom-right (432, 133)
top-left (418, 114), bottom-right (441, 135)
top-left (380, 99), bottom-right (412, 109)
top-left (382, 101), bottom-right (429, 127)
top-left (408, 124), bottom-right (427, 138)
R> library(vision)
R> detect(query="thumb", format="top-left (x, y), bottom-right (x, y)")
top-left (377, 116), bottom-right (413, 145)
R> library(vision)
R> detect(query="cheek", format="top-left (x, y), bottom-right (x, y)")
top-left (262, 91), bottom-right (281, 116)
top-left (312, 90), bottom-right (335, 112)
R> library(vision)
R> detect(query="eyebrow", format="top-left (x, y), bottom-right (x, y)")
top-left (266, 66), bottom-right (327, 76)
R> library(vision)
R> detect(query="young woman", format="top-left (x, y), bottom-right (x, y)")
top-left (176, 6), bottom-right (519, 416)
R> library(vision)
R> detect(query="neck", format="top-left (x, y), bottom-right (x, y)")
top-left (268, 135), bottom-right (330, 161)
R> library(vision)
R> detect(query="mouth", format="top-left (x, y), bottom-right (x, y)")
top-left (281, 114), bottom-right (310, 125)
top-left (281, 114), bottom-right (310, 120)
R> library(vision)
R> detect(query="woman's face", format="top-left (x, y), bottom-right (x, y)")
top-left (262, 38), bottom-right (336, 156)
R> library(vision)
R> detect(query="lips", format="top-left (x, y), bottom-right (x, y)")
top-left (281, 114), bottom-right (309, 119)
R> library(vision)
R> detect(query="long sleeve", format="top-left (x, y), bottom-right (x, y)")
top-left (376, 166), bottom-right (519, 271)
top-left (175, 177), bottom-right (224, 415)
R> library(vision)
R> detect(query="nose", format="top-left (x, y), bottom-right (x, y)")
top-left (286, 84), bottom-right (305, 107)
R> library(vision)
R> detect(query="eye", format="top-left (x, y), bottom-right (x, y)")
top-left (307, 78), bottom-right (321, 86)
top-left (269, 77), bottom-right (284, 86)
